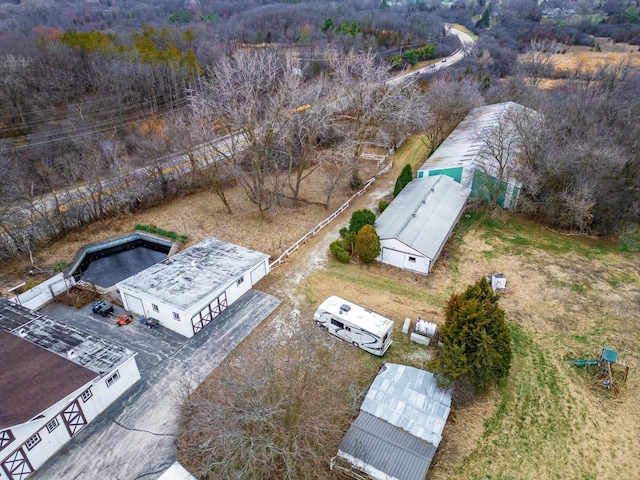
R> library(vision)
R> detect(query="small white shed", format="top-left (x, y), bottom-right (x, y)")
top-left (117, 237), bottom-right (270, 338)
top-left (375, 175), bottom-right (469, 275)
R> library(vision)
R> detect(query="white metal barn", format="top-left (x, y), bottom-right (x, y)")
top-left (0, 299), bottom-right (140, 480)
top-left (117, 237), bottom-right (270, 338)
top-left (334, 363), bottom-right (452, 480)
top-left (375, 175), bottom-right (469, 275)
top-left (417, 102), bottom-right (539, 210)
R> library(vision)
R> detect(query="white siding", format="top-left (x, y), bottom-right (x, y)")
top-left (249, 259), bottom-right (268, 285)
top-left (379, 239), bottom-right (430, 275)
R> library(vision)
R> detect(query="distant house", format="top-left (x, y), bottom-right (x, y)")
top-left (117, 237), bottom-right (270, 338)
top-left (375, 175), bottom-right (469, 275)
top-left (0, 299), bottom-right (140, 480)
top-left (418, 101), bottom-right (540, 210)
top-left (333, 363), bottom-right (452, 480)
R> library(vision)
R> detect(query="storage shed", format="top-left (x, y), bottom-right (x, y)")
top-left (116, 237), bottom-right (270, 338)
top-left (375, 175), bottom-right (469, 275)
top-left (417, 102), bottom-right (540, 209)
top-left (0, 299), bottom-right (140, 480)
top-left (334, 363), bottom-right (452, 480)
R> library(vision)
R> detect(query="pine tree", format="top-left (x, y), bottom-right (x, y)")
top-left (348, 209), bottom-right (376, 234)
top-left (436, 277), bottom-right (512, 393)
top-left (393, 164), bottom-right (413, 197)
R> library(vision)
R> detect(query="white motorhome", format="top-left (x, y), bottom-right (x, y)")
top-left (313, 296), bottom-right (394, 356)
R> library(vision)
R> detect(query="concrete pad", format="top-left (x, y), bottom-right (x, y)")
top-left (33, 289), bottom-right (281, 480)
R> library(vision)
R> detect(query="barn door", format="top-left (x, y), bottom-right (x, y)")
top-left (1, 448), bottom-right (34, 480)
top-left (62, 400), bottom-right (87, 437)
top-left (191, 292), bottom-right (228, 335)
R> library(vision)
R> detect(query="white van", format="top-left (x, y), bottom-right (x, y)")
top-left (313, 296), bottom-right (393, 356)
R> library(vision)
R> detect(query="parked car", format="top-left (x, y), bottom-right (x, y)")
top-left (92, 300), bottom-right (114, 317)
top-left (139, 316), bottom-right (159, 329)
top-left (115, 314), bottom-right (133, 326)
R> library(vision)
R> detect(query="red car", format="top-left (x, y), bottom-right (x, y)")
top-left (115, 314), bottom-right (133, 326)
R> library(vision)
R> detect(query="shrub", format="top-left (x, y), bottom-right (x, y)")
top-left (339, 227), bottom-right (349, 238)
top-left (349, 209), bottom-right (376, 234)
top-left (378, 200), bottom-right (390, 213)
top-left (354, 224), bottom-right (381, 264)
top-left (330, 240), bottom-right (352, 263)
top-left (342, 231), bottom-right (357, 255)
top-left (134, 224), bottom-right (187, 243)
top-left (349, 171), bottom-right (363, 190)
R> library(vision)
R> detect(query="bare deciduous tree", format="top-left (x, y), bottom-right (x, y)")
top-left (177, 321), bottom-right (367, 480)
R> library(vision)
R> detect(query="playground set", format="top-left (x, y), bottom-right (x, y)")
top-left (572, 347), bottom-right (629, 393)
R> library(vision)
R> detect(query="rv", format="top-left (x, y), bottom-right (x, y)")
top-left (313, 296), bottom-right (394, 356)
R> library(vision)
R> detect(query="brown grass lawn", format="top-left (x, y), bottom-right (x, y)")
top-left (520, 37), bottom-right (640, 90)
top-left (3, 125), bottom-right (639, 479)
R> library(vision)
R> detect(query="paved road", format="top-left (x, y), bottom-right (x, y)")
top-left (386, 25), bottom-right (476, 87)
top-left (33, 289), bottom-right (281, 480)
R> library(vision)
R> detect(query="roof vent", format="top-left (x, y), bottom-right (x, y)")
top-left (18, 328), bottom-right (26, 337)
top-left (67, 350), bottom-right (75, 359)
top-left (430, 188), bottom-right (435, 192)
top-left (339, 304), bottom-right (351, 314)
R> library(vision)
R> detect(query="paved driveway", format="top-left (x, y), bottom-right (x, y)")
top-left (33, 289), bottom-right (281, 480)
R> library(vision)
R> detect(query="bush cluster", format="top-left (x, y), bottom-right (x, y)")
top-left (134, 224), bottom-right (187, 243)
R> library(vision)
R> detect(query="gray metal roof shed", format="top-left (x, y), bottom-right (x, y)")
top-left (337, 364), bottom-right (452, 480)
top-left (375, 175), bottom-right (469, 259)
top-left (117, 237), bottom-right (269, 312)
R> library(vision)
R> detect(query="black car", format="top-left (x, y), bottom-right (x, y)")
top-left (92, 300), bottom-right (114, 317)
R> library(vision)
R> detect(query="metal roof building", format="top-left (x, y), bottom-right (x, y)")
top-left (375, 175), bottom-right (469, 275)
top-left (335, 364), bottom-right (452, 480)
top-left (417, 101), bottom-right (539, 210)
top-left (117, 237), bottom-right (270, 337)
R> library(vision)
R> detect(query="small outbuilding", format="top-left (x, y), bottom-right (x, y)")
top-left (417, 102), bottom-right (540, 210)
top-left (375, 175), bottom-right (469, 275)
top-left (0, 299), bottom-right (140, 480)
top-left (333, 363), bottom-right (452, 480)
top-left (117, 237), bottom-right (270, 338)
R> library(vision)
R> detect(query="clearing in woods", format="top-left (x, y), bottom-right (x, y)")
top-left (3, 133), bottom-right (639, 479)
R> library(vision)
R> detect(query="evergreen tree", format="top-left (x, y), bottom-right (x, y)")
top-left (436, 277), bottom-right (512, 393)
top-left (393, 164), bottom-right (413, 197)
top-left (354, 224), bottom-right (381, 264)
top-left (348, 209), bottom-right (376, 234)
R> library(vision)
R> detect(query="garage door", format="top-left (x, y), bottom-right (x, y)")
top-left (125, 294), bottom-right (145, 316)
top-left (250, 262), bottom-right (267, 285)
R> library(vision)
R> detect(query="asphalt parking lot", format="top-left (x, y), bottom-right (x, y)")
top-left (34, 289), bottom-right (281, 480)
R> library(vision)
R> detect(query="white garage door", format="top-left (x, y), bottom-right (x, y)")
top-left (125, 294), bottom-right (145, 316)
top-left (250, 261), bottom-right (267, 285)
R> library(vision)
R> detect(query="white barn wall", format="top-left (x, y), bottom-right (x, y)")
top-left (2, 357), bottom-right (141, 474)
top-left (379, 239), bottom-right (430, 275)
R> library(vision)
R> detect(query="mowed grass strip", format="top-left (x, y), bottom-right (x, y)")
top-left (454, 324), bottom-right (596, 480)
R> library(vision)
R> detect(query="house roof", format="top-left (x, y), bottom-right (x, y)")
top-left (338, 363), bottom-right (452, 480)
top-left (116, 237), bottom-right (270, 312)
top-left (375, 175), bottom-right (469, 259)
top-left (338, 412), bottom-right (437, 480)
top-left (0, 331), bottom-right (97, 430)
top-left (418, 101), bottom-right (537, 187)
top-left (0, 298), bottom-right (136, 429)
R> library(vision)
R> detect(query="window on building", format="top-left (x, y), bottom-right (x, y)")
top-left (80, 388), bottom-right (93, 403)
top-left (408, 256), bottom-right (416, 263)
top-left (330, 318), bottom-right (344, 329)
top-left (173, 312), bottom-right (180, 321)
top-left (25, 433), bottom-right (41, 450)
top-left (46, 418), bottom-right (59, 433)
top-left (152, 304), bottom-right (159, 313)
top-left (236, 276), bottom-right (244, 286)
top-left (106, 371), bottom-right (120, 388)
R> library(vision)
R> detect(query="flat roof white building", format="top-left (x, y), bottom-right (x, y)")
top-left (117, 237), bottom-right (270, 338)
top-left (0, 299), bottom-right (140, 480)
top-left (375, 175), bottom-right (469, 275)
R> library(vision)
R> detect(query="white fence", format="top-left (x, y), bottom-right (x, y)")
top-left (270, 159), bottom-right (393, 269)
top-left (10, 273), bottom-right (76, 311)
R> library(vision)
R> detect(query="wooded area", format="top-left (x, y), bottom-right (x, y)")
top-left (1, 0), bottom-right (639, 255)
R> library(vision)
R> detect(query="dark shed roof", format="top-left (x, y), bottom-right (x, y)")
top-left (0, 331), bottom-right (97, 430)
